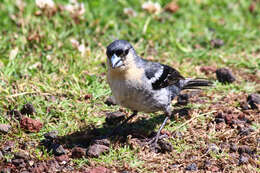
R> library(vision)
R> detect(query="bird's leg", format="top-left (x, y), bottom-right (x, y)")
top-left (109, 110), bottom-right (138, 136)
top-left (148, 107), bottom-right (172, 150)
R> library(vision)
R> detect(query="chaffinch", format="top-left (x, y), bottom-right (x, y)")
top-left (106, 40), bottom-right (212, 148)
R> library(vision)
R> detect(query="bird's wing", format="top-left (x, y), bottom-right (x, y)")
top-left (144, 61), bottom-right (185, 90)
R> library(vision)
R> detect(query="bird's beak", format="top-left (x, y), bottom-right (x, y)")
top-left (111, 54), bottom-right (123, 69)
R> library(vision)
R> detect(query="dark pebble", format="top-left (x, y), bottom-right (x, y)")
top-left (20, 103), bottom-right (36, 115)
top-left (71, 147), bottom-right (86, 158)
top-left (216, 68), bottom-right (236, 84)
top-left (215, 118), bottom-right (225, 124)
top-left (230, 144), bottom-right (238, 152)
top-left (238, 155), bottom-right (249, 165)
top-left (247, 93), bottom-right (260, 109)
top-left (211, 39), bottom-right (224, 48)
top-left (178, 108), bottom-right (190, 117)
top-left (44, 130), bottom-right (58, 140)
top-left (1, 168), bottom-right (11, 173)
top-left (240, 102), bottom-right (249, 110)
top-left (238, 146), bottom-right (255, 155)
top-left (2, 141), bottom-right (15, 153)
top-left (158, 139), bottom-right (173, 153)
top-left (207, 143), bottom-right (220, 153)
top-left (186, 163), bottom-right (198, 171)
top-left (104, 96), bottom-right (116, 106)
top-left (53, 144), bottom-right (66, 156)
top-left (93, 138), bottom-right (110, 146)
top-left (172, 131), bottom-right (183, 139)
top-left (105, 111), bottom-right (125, 125)
top-left (87, 144), bottom-right (109, 158)
top-left (12, 159), bottom-right (25, 167)
top-left (0, 124), bottom-right (11, 134)
top-left (7, 109), bottom-right (23, 120)
top-left (14, 150), bottom-right (30, 160)
top-left (177, 94), bottom-right (189, 105)
top-left (238, 127), bottom-right (254, 136)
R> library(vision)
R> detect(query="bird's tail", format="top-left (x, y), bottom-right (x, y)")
top-left (181, 78), bottom-right (213, 90)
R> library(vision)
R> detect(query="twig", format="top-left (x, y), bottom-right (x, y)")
top-left (172, 111), bottom-right (217, 132)
top-left (4, 92), bottom-right (52, 98)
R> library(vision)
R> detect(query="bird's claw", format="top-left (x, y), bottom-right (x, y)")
top-left (147, 134), bottom-right (168, 151)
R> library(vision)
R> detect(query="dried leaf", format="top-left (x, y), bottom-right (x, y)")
top-left (142, 1), bottom-right (161, 14)
top-left (9, 47), bottom-right (19, 60)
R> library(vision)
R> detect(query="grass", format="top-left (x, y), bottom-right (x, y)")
top-left (0, 0), bottom-right (259, 172)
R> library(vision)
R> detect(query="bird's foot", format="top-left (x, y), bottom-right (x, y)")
top-left (147, 134), bottom-right (168, 152)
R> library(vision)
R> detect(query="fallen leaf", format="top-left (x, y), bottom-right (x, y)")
top-left (164, 1), bottom-right (179, 13)
top-left (123, 8), bottom-right (137, 17)
top-left (142, 1), bottom-right (161, 14)
top-left (9, 47), bottom-right (19, 60)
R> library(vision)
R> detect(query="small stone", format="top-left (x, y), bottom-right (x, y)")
top-left (105, 111), bottom-right (125, 125)
top-left (249, 2), bottom-right (256, 13)
top-left (14, 150), bottom-right (30, 160)
top-left (71, 147), bottom-right (86, 158)
top-left (93, 138), bottom-right (110, 146)
top-left (238, 146), bottom-right (255, 155)
top-left (200, 66), bottom-right (217, 75)
top-left (211, 39), bottom-right (224, 48)
top-left (247, 94), bottom-right (260, 109)
top-left (158, 139), bottom-right (173, 153)
top-left (44, 130), bottom-right (58, 140)
top-left (185, 163), bottom-right (198, 171)
top-left (209, 166), bottom-right (220, 172)
top-left (178, 108), bottom-right (190, 117)
top-left (88, 166), bottom-right (110, 173)
top-left (55, 154), bottom-right (69, 163)
top-left (215, 118), bottom-right (225, 124)
top-left (12, 158), bottom-right (25, 167)
top-left (0, 151), bottom-right (3, 160)
top-left (84, 94), bottom-right (92, 100)
top-left (164, 1), bottom-right (179, 13)
top-left (240, 102), bottom-right (249, 110)
top-left (230, 144), bottom-right (238, 152)
top-left (28, 160), bottom-right (34, 166)
top-left (0, 124), bottom-right (11, 134)
top-left (238, 127), bottom-right (254, 136)
top-left (20, 103), bottom-right (36, 115)
top-left (104, 96), bottom-right (116, 106)
top-left (20, 116), bottom-right (43, 133)
top-left (207, 144), bottom-right (220, 154)
top-left (53, 144), bottom-right (66, 156)
top-left (177, 94), bottom-right (189, 105)
top-left (87, 144), bottom-right (109, 158)
top-left (2, 141), bottom-right (15, 153)
top-left (1, 168), bottom-right (11, 173)
top-left (7, 109), bottom-right (23, 120)
top-left (238, 155), bottom-right (249, 165)
top-left (216, 68), bottom-right (236, 84)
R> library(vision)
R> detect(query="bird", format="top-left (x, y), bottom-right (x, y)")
top-left (106, 40), bottom-right (212, 148)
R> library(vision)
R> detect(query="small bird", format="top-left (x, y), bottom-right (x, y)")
top-left (106, 40), bottom-right (212, 148)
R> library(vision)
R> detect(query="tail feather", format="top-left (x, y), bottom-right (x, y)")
top-left (182, 78), bottom-right (213, 90)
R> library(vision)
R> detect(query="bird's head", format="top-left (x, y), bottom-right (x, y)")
top-left (106, 40), bottom-right (137, 71)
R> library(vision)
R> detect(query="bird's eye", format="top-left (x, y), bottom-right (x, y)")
top-left (115, 50), bottom-right (123, 56)
top-left (124, 48), bottom-right (129, 55)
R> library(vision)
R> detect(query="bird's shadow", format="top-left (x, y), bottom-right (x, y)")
top-left (57, 108), bottom-right (187, 149)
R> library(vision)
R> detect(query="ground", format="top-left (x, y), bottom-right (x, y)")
top-left (0, 0), bottom-right (259, 172)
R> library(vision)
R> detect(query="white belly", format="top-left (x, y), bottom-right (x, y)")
top-left (108, 78), bottom-right (170, 113)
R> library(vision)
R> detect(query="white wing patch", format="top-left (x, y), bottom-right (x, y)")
top-left (149, 66), bottom-right (164, 83)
